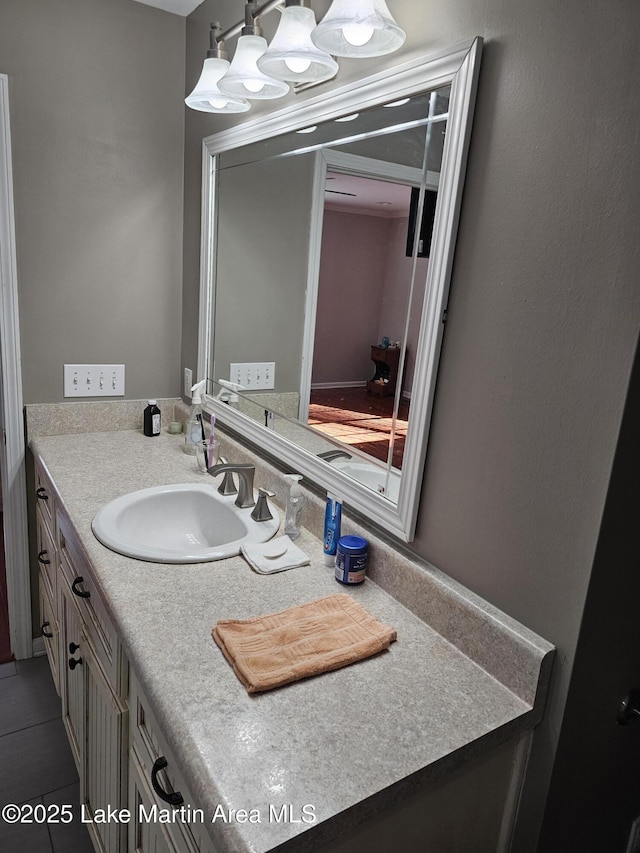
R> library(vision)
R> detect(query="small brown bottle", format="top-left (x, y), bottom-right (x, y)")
top-left (143, 400), bottom-right (161, 437)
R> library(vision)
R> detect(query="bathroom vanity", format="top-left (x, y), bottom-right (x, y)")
top-left (28, 411), bottom-right (553, 853)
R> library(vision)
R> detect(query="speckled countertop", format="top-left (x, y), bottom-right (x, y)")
top-left (30, 427), bottom-right (554, 853)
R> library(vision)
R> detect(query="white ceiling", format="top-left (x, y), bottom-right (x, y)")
top-left (325, 173), bottom-right (412, 218)
top-left (131, 0), bottom-right (203, 16)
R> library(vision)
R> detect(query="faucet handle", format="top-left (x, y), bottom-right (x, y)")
top-left (251, 488), bottom-right (275, 522)
top-left (217, 470), bottom-right (237, 496)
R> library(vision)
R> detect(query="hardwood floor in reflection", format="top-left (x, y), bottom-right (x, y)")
top-left (308, 387), bottom-right (409, 468)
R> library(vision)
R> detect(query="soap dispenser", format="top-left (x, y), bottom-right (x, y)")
top-left (284, 474), bottom-right (305, 540)
top-left (184, 379), bottom-right (206, 456)
top-left (215, 379), bottom-right (244, 408)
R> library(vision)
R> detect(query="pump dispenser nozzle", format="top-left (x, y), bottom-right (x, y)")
top-left (191, 379), bottom-right (207, 404)
top-left (184, 379), bottom-right (207, 456)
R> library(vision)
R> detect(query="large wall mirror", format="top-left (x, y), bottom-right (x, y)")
top-left (197, 38), bottom-right (482, 542)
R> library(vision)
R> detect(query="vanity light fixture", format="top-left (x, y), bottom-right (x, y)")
top-left (311, 0), bottom-right (405, 58)
top-left (217, 3), bottom-right (290, 100)
top-left (185, 1), bottom-right (405, 113)
top-left (257, 1), bottom-right (338, 84)
top-left (185, 24), bottom-right (251, 113)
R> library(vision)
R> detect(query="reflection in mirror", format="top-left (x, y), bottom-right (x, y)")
top-left (200, 39), bottom-right (483, 540)
top-left (210, 86), bottom-right (449, 500)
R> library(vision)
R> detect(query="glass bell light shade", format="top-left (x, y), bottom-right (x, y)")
top-left (185, 57), bottom-right (250, 113)
top-left (257, 5), bottom-right (338, 84)
top-left (218, 35), bottom-right (290, 100)
top-left (311, 0), bottom-right (406, 58)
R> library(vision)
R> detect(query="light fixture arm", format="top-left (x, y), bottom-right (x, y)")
top-left (207, 23), bottom-right (227, 60)
top-left (216, 0), bottom-right (286, 45)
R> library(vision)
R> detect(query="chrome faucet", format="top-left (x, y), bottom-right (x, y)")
top-left (207, 463), bottom-right (255, 509)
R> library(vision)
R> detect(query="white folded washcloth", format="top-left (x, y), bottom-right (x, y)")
top-left (241, 536), bottom-right (311, 574)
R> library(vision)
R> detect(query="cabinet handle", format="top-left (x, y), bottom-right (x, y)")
top-left (41, 621), bottom-right (54, 639)
top-left (69, 642), bottom-right (80, 654)
top-left (36, 487), bottom-right (49, 501)
top-left (38, 549), bottom-right (50, 565)
top-left (151, 757), bottom-right (184, 807)
top-left (68, 656), bottom-right (83, 670)
top-left (71, 576), bottom-right (90, 598)
top-left (617, 688), bottom-right (640, 725)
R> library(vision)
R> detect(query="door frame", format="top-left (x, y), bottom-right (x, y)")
top-left (299, 149), bottom-right (433, 424)
top-left (0, 73), bottom-right (32, 659)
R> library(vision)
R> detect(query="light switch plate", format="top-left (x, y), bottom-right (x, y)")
top-left (229, 362), bottom-right (275, 390)
top-left (184, 366), bottom-right (193, 398)
top-left (63, 364), bottom-right (125, 397)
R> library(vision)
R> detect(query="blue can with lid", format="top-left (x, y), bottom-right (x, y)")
top-left (335, 535), bottom-right (368, 585)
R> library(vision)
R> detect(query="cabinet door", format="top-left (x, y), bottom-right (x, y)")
top-left (59, 580), bottom-right (84, 774)
top-left (82, 629), bottom-right (128, 853)
top-left (38, 576), bottom-right (60, 696)
top-left (129, 672), bottom-right (216, 853)
top-left (129, 746), bottom-right (179, 853)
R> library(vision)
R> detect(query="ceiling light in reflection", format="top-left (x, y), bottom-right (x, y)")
top-left (384, 97), bottom-right (410, 107)
top-left (296, 125), bottom-right (318, 134)
top-left (335, 113), bottom-right (360, 122)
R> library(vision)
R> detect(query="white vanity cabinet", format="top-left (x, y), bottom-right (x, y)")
top-left (34, 460), bottom-right (130, 853)
top-left (56, 510), bottom-right (129, 853)
top-left (128, 670), bottom-right (217, 853)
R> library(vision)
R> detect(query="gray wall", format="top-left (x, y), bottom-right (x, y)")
top-left (213, 154), bottom-right (313, 393)
top-left (183, 1), bottom-right (640, 848)
top-left (313, 209), bottom-right (390, 386)
top-left (0, 0), bottom-right (185, 403)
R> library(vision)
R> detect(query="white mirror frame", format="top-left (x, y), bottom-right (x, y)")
top-left (197, 37), bottom-right (482, 542)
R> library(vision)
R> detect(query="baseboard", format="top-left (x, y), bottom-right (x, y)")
top-left (310, 381), bottom-right (367, 390)
top-left (32, 636), bottom-right (45, 657)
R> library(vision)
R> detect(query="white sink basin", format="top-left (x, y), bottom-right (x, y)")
top-left (332, 460), bottom-right (401, 502)
top-left (91, 483), bottom-right (279, 563)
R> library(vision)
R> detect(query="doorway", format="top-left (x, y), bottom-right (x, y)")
top-left (0, 72), bottom-right (32, 660)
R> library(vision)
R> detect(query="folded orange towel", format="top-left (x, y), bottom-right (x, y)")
top-left (212, 593), bottom-right (397, 693)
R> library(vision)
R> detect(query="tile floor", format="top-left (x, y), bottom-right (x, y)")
top-left (0, 655), bottom-right (93, 852)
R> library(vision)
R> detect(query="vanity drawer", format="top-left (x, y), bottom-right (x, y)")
top-left (129, 746), bottom-right (189, 853)
top-left (34, 461), bottom-right (55, 535)
top-left (129, 671), bottom-right (218, 853)
top-left (36, 508), bottom-right (57, 604)
top-left (58, 512), bottom-right (119, 692)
